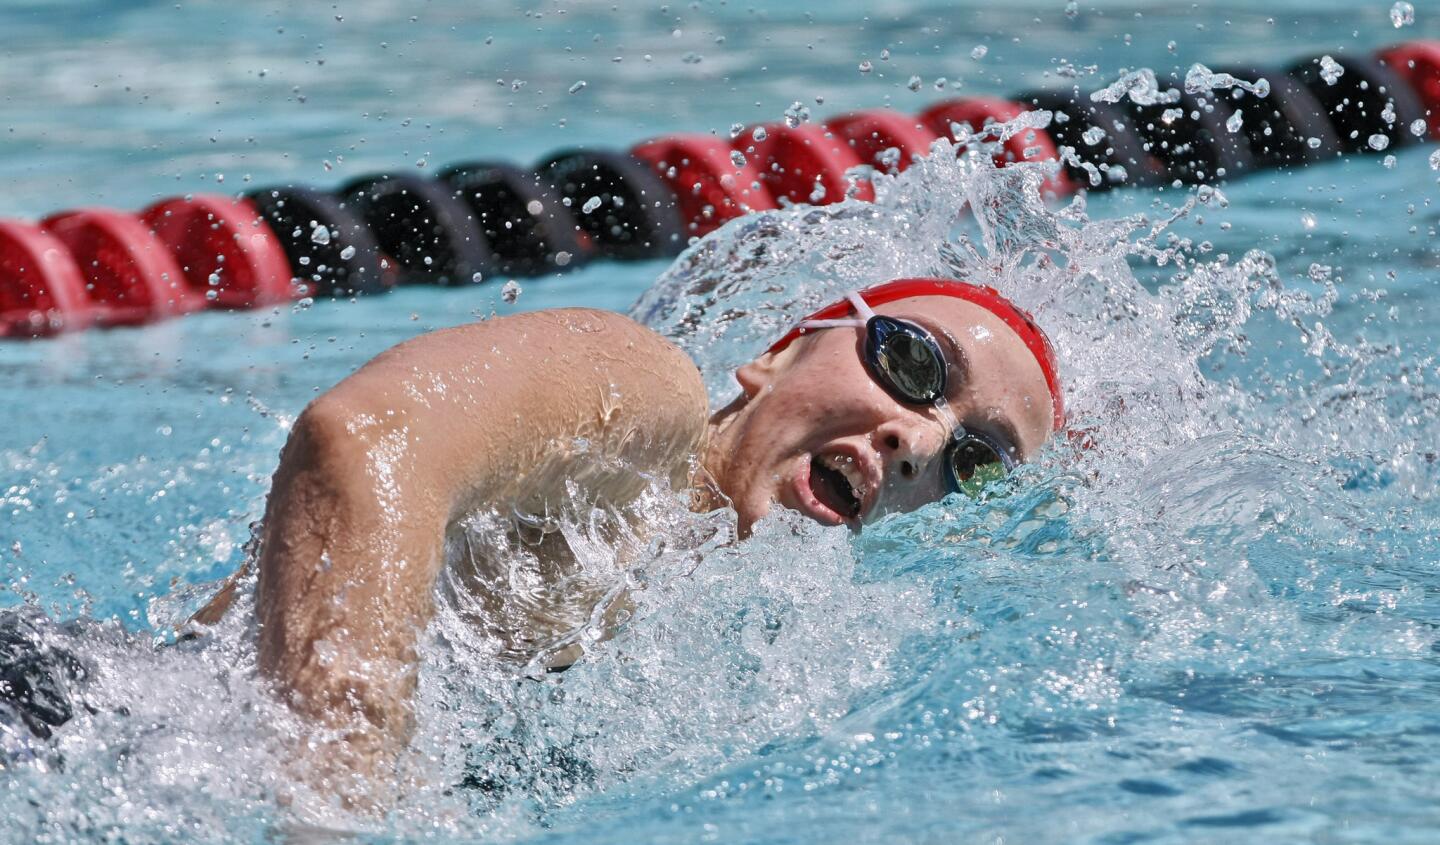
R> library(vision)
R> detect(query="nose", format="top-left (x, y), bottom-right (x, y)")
top-left (874, 415), bottom-right (948, 492)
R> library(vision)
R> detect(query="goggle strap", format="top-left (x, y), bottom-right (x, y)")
top-left (793, 317), bottom-right (868, 331)
top-left (845, 290), bottom-right (878, 322)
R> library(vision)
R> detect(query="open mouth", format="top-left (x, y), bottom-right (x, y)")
top-left (809, 453), bottom-right (867, 519)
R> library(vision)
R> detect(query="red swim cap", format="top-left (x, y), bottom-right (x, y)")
top-left (766, 277), bottom-right (1065, 430)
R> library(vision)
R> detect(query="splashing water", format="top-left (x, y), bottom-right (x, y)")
top-left (1184, 63), bottom-right (1271, 99)
top-left (1089, 68), bottom-right (1180, 106)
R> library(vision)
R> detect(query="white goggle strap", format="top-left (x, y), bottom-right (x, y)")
top-left (792, 289), bottom-right (875, 333)
top-left (845, 290), bottom-right (877, 321)
top-left (794, 317), bottom-right (867, 330)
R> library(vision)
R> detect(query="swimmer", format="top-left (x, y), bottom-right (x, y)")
top-left (194, 276), bottom-right (1063, 794)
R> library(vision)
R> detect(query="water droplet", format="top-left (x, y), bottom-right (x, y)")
top-left (729, 122), bottom-right (745, 139)
top-left (339, 245), bottom-right (357, 260)
top-left (1428, 149), bottom-right (1440, 170)
top-left (858, 60), bottom-right (874, 74)
top-left (1082, 126), bottom-right (1106, 145)
top-left (1064, 0), bottom-right (1079, 19)
top-left (752, 126), bottom-right (768, 142)
top-left (681, 52), bottom-right (703, 64)
top-left (472, 271), bottom-right (484, 284)
top-left (1368, 133), bottom-right (1390, 151)
top-left (1301, 212), bottom-right (1317, 230)
top-left (526, 199), bottom-right (544, 215)
top-left (1225, 110), bottom-right (1243, 133)
top-left (1411, 118), bottom-right (1428, 137)
top-left (309, 224), bottom-right (331, 245)
top-left (1318, 55), bottom-right (1344, 86)
top-left (582, 195), bottom-right (603, 214)
top-left (1307, 136), bottom-right (1323, 149)
top-left (907, 75), bottom-right (922, 92)
top-left (783, 101), bottom-right (810, 128)
top-left (1390, 1), bottom-right (1415, 28)
top-left (730, 150), bottom-right (748, 168)
top-left (568, 80), bottom-right (587, 94)
top-left (1383, 154), bottom-right (1397, 168)
top-left (970, 45), bottom-right (988, 60)
top-left (501, 280), bottom-right (522, 303)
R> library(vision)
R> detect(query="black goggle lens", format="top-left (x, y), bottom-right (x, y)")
top-left (945, 435), bottom-right (1010, 497)
top-left (866, 316), bottom-right (946, 404)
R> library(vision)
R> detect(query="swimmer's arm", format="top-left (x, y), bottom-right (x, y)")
top-left (241, 309), bottom-right (708, 784)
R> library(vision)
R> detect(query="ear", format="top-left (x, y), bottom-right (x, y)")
top-left (735, 350), bottom-right (780, 399)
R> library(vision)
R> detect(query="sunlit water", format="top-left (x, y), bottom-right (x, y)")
top-left (4, 1), bottom-right (1440, 842)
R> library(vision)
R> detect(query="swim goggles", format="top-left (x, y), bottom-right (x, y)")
top-left (766, 278), bottom-right (1065, 497)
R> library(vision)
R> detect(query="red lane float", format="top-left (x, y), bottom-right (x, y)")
top-left (1377, 41), bottom-right (1440, 140)
top-left (632, 134), bottom-right (778, 237)
top-left (141, 195), bottom-right (297, 309)
top-left (0, 221), bottom-right (95, 338)
top-left (825, 109), bottom-right (939, 173)
top-left (41, 208), bottom-right (205, 326)
top-left (734, 124), bottom-right (876, 206)
top-left (919, 97), bottom-right (1075, 196)
top-left (4, 41), bottom-right (1440, 343)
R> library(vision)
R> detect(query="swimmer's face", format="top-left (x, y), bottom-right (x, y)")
top-left (713, 295), bottom-right (1055, 531)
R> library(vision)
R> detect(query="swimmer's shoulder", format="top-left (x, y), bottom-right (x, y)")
top-left (347, 308), bottom-right (708, 438)
top-left (533, 307), bottom-right (709, 431)
top-left (523, 306), bottom-right (697, 382)
top-left (374, 308), bottom-right (696, 378)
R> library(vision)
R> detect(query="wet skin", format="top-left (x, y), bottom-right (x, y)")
top-left (197, 293), bottom-right (1056, 802)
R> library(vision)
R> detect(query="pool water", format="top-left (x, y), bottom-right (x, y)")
top-left (4, 1), bottom-right (1440, 842)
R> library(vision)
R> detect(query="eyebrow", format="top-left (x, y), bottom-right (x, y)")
top-left (911, 316), bottom-right (1023, 457)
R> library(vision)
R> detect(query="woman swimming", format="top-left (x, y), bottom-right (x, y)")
top-left (194, 276), bottom-right (1063, 795)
